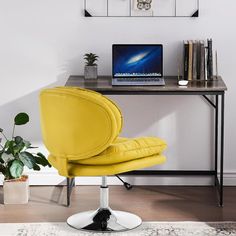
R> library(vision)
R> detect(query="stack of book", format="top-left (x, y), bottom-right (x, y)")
top-left (183, 39), bottom-right (213, 81)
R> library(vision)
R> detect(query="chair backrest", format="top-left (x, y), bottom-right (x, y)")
top-left (40, 87), bottom-right (123, 161)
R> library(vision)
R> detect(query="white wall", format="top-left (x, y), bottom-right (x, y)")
top-left (0, 0), bottom-right (235, 185)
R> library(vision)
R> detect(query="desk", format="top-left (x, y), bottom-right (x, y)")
top-left (66, 76), bottom-right (227, 207)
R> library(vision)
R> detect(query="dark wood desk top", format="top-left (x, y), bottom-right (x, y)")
top-left (66, 76), bottom-right (227, 95)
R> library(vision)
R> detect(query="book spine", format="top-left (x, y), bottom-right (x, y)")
top-left (205, 46), bottom-right (208, 80)
top-left (215, 50), bottom-right (218, 78)
top-left (183, 41), bottom-right (189, 80)
top-left (196, 41), bottom-right (201, 80)
top-left (188, 40), bottom-right (193, 81)
top-left (207, 39), bottom-right (213, 80)
top-left (199, 41), bottom-right (205, 80)
top-left (192, 41), bottom-right (198, 80)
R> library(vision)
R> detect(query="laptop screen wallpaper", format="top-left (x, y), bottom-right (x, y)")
top-left (113, 45), bottom-right (162, 78)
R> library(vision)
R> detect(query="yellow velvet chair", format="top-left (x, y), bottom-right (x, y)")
top-left (40, 86), bottom-right (167, 232)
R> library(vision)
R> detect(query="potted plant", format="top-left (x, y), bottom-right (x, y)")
top-left (84, 53), bottom-right (99, 79)
top-left (0, 112), bottom-right (51, 204)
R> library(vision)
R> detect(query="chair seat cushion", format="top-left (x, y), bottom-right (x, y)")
top-left (70, 137), bottom-right (167, 165)
top-left (49, 154), bottom-right (166, 177)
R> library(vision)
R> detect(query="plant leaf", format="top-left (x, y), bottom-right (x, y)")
top-left (23, 140), bottom-right (31, 149)
top-left (14, 136), bottom-right (23, 144)
top-left (4, 140), bottom-right (10, 149)
top-left (36, 152), bottom-right (46, 159)
top-left (0, 164), bottom-right (6, 174)
top-left (33, 163), bottom-right (41, 171)
top-left (1, 153), bottom-right (15, 163)
top-left (35, 152), bottom-right (51, 167)
top-left (84, 53), bottom-right (98, 66)
top-left (9, 160), bottom-right (24, 178)
top-left (6, 140), bottom-right (14, 154)
top-left (14, 113), bottom-right (29, 125)
top-left (19, 152), bottom-right (34, 169)
top-left (13, 142), bottom-right (25, 155)
top-left (0, 155), bottom-right (4, 163)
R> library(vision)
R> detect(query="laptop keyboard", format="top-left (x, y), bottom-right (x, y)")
top-left (113, 77), bottom-right (165, 86)
top-left (117, 78), bottom-right (162, 82)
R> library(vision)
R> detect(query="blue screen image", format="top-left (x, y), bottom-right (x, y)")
top-left (113, 45), bottom-right (162, 77)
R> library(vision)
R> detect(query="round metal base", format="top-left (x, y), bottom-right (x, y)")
top-left (67, 208), bottom-right (142, 232)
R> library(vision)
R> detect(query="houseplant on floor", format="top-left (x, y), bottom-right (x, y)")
top-left (84, 53), bottom-right (99, 79)
top-left (0, 112), bottom-right (51, 204)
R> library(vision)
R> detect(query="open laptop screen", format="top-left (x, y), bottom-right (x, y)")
top-left (112, 44), bottom-right (163, 78)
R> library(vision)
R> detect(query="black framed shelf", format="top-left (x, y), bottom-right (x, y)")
top-left (84, 0), bottom-right (199, 18)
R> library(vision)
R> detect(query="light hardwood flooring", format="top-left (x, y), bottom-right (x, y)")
top-left (0, 186), bottom-right (236, 223)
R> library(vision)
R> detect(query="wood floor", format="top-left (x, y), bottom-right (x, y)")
top-left (0, 186), bottom-right (236, 223)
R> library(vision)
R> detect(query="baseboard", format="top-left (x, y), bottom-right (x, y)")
top-left (1, 171), bottom-right (235, 186)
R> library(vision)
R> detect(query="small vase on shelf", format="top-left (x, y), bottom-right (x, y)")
top-left (84, 65), bottom-right (98, 80)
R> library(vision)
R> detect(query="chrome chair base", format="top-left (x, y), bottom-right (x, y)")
top-left (67, 207), bottom-right (142, 232)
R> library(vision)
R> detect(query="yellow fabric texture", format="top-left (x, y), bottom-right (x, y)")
top-left (49, 154), bottom-right (166, 177)
top-left (40, 87), bottom-right (121, 160)
top-left (40, 87), bottom-right (167, 177)
top-left (74, 137), bottom-right (166, 165)
top-left (56, 86), bottom-right (123, 135)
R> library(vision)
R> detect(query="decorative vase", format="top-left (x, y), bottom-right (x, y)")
top-left (3, 175), bottom-right (29, 204)
top-left (84, 66), bottom-right (98, 80)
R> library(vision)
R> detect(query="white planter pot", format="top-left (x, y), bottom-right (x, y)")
top-left (3, 175), bottom-right (29, 204)
top-left (84, 66), bottom-right (98, 80)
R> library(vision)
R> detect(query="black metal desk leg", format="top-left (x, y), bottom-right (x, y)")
top-left (67, 178), bottom-right (70, 207)
top-left (67, 177), bottom-right (75, 207)
top-left (215, 95), bottom-right (219, 186)
top-left (219, 93), bottom-right (225, 207)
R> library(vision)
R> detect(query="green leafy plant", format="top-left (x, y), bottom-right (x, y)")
top-left (84, 53), bottom-right (99, 66)
top-left (0, 113), bottom-right (51, 180)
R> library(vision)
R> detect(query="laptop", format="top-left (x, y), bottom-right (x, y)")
top-left (112, 44), bottom-right (165, 86)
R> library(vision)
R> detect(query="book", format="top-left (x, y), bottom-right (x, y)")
top-left (207, 39), bottom-right (213, 80)
top-left (215, 50), bottom-right (218, 79)
top-left (196, 41), bottom-right (201, 79)
top-left (205, 46), bottom-right (208, 80)
top-left (192, 40), bottom-right (198, 80)
top-left (199, 40), bottom-right (205, 80)
top-left (183, 40), bottom-right (189, 80)
top-left (188, 40), bottom-right (193, 81)
top-left (182, 38), bottom-right (214, 81)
